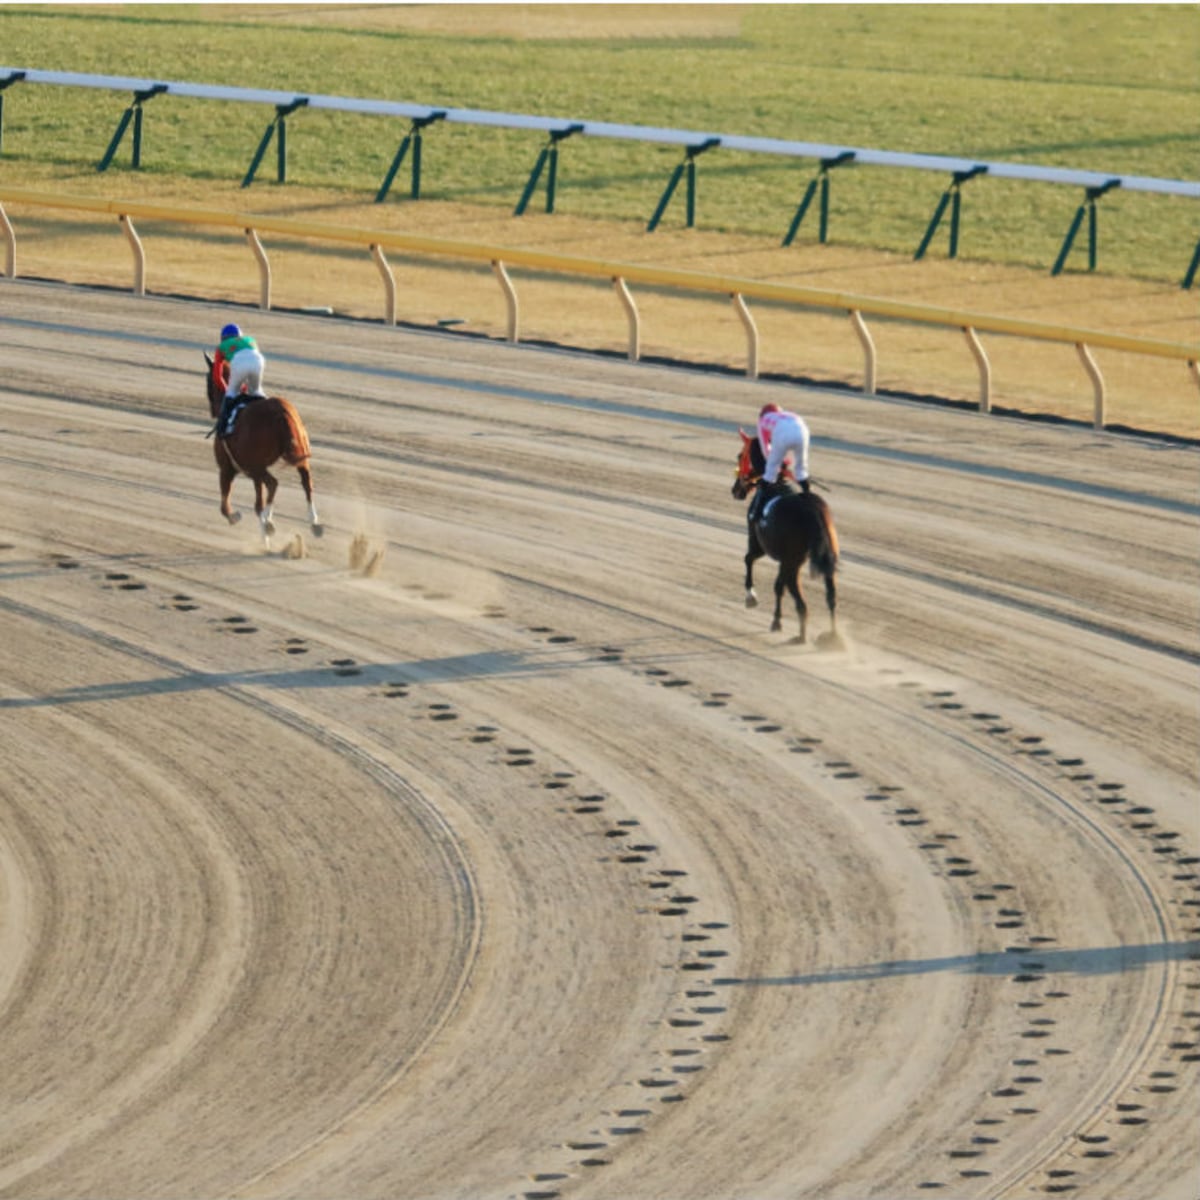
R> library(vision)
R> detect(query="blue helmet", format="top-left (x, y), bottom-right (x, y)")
top-left (220, 323), bottom-right (241, 341)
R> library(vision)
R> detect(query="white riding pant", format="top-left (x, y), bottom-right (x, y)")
top-left (225, 347), bottom-right (266, 399)
top-left (763, 414), bottom-right (810, 483)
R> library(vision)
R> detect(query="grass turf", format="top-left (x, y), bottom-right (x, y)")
top-left (1, 3), bottom-right (1196, 281)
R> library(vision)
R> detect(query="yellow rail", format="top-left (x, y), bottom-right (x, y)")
top-left (1, 187), bottom-right (1197, 426)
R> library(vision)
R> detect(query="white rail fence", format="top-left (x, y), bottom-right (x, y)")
top-left (2, 67), bottom-right (1198, 280)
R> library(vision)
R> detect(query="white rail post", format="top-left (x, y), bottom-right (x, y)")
top-left (963, 325), bottom-right (992, 412)
top-left (1075, 342), bottom-right (1106, 429)
top-left (492, 259), bottom-right (519, 343)
top-left (119, 213), bottom-right (145, 296)
top-left (1189, 359), bottom-right (1200, 396)
top-left (370, 243), bottom-right (396, 326)
top-left (245, 227), bottom-right (271, 310)
top-left (731, 292), bottom-right (759, 379)
top-left (612, 276), bottom-right (640, 361)
top-left (848, 309), bottom-right (876, 396)
top-left (0, 202), bottom-right (14, 278)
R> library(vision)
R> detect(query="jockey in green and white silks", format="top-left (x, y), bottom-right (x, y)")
top-left (211, 323), bottom-right (267, 437)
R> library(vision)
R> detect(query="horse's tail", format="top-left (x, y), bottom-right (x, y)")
top-left (806, 493), bottom-right (839, 579)
top-left (276, 398), bottom-right (311, 466)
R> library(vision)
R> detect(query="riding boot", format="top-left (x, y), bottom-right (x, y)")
top-left (215, 395), bottom-right (235, 438)
top-left (748, 483), bottom-right (766, 524)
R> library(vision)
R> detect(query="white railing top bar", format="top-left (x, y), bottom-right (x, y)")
top-left (3, 67), bottom-right (1198, 200)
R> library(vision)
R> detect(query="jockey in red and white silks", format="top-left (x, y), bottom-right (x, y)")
top-left (757, 402), bottom-right (810, 488)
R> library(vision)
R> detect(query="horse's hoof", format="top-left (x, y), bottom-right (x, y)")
top-left (226, 511), bottom-right (241, 526)
top-left (311, 523), bottom-right (325, 539)
top-left (745, 592), bottom-right (758, 609)
top-left (263, 520), bottom-right (276, 537)
top-left (789, 634), bottom-right (807, 645)
top-left (770, 620), bottom-right (782, 633)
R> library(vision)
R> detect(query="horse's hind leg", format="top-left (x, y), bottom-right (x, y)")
top-left (824, 568), bottom-right (838, 634)
top-left (297, 464), bottom-right (323, 537)
top-left (770, 565), bottom-right (787, 633)
top-left (246, 472), bottom-right (274, 547)
top-left (258, 470), bottom-right (279, 537)
top-left (787, 564), bottom-right (809, 644)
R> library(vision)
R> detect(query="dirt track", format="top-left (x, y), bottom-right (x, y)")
top-left (1, 281), bottom-right (1198, 1199)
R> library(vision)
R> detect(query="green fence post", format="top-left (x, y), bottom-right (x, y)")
top-left (242, 98), bottom-right (307, 189)
top-left (915, 165), bottom-right (986, 261)
top-left (277, 111), bottom-right (288, 182)
top-left (647, 163), bottom-right (684, 232)
top-left (1088, 195), bottom-right (1099, 271)
top-left (647, 138), bottom-right (718, 233)
top-left (545, 142), bottom-right (560, 213)
top-left (1182, 240), bottom-right (1200, 290)
top-left (915, 191), bottom-right (952, 260)
top-left (547, 124), bottom-right (581, 213)
top-left (782, 178), bottom-right (819, 247)
top-left (242, 121), bottom-right (275, 188)
top-left (410, 123), bottom-right (424, 198)
top-left (98, 107), bottom-right (135, 172)
top-left (278, 97), bottom-right (307, 184)
top-left (781, 151), bottom-right (855, 247)
top-left (514, 124), bottom-right (582, 217)
top-left (132, 103), bottom-right (145, 168)
top-left (1052, 179), bottom-right (1118, 275)
top-left (376, 113), bottom-right (444, 203)
top-left (818, 170), bottom-right (831, 243)
top-left (377, 134), bottom-right (413, 202)
top-left (515, 147), bottom-right (549, 216)
top-left (97, 83), bottom-right (166, 173)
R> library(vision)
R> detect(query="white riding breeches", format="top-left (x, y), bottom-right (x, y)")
top-left (225, 347), bottom-right (266, 399)
top-left (763, 414), bottom-right (810, 483)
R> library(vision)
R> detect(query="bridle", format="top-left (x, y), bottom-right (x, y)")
top-left (732, 429), bottom-right (793, 500)
top-left (732, 434), bottom-right (760, 498)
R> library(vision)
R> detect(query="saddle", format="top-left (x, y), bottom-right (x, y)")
top-left (210, 392), bottom-right (265, 439)
top-left (753, 477), bottom-right (819, 533)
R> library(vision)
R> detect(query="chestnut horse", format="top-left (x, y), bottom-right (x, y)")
top-left (204, 353), bottom-right (322, 544)
top-left (731, 429), bottom-right (839, 645)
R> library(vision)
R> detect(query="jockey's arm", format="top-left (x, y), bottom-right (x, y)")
top-left (211, 351), bottom-right (229, 392)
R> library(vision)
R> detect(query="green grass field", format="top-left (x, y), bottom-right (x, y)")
top-left (1, 4), bottom-right (1196, 282)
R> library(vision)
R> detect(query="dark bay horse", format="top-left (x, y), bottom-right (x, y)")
top-left (204, 353), bottom-right (322, 545)
top-left (731, 429), bottom-right (840, 645)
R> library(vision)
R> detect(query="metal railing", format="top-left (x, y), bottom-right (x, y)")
top-left (1, 186), bottom-right (1196, 430)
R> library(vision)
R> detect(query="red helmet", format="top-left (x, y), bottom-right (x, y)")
top-left (759, 403), bottom-right (781, 417)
